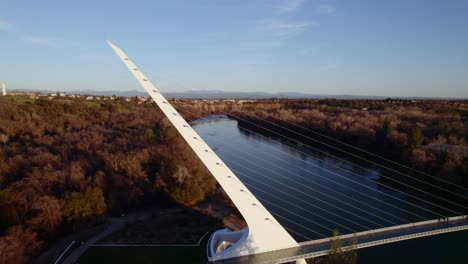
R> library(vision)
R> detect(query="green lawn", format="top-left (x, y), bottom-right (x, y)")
top-left (79, 246), bottom-right (208, 264)
top-left (3, 95), bottom-right (36, 103)
top-left (79, 233), bottom-right (211, 264)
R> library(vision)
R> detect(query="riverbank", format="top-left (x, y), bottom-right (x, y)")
top-left (174, 98), bottom-right (468, 186)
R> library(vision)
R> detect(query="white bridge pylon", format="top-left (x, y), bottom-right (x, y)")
top-left (107, 40), bottom-right (302, 261)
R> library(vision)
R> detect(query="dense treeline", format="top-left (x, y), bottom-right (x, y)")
top-left (0, 97), bottom-right (216, 263)
top-left (1, 95), bottom-right (466, 263)
top-left (174, 98), bottom-right (467, 184)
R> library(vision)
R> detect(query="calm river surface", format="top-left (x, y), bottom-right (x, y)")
top-left (192, 114), bottom-right (468, 264)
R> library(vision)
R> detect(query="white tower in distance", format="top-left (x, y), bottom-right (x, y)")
top-left (1, 82), bottom-right (6, 96)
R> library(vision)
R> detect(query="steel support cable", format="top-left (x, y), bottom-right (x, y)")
top-left (221, 112), bottom-right (466, 213)
top-left (211, 158), bottom-right (345, 233)
top-left (231, 136), bottom-right (421, 223)
top-left (184, 128), bottom-right (360, 233)
top-left (208, 160), bottom-right (331, 238)
top-left (231, 111), bottom-right (468, 203)
top-left (183, 111), bottom-right (426, 222)
top-left (230, 167), bottom-right (365, 231)
top-left (216, 146), bottom-right (399, 226)
top-left (154, 71), bottom-right (466, 198)
top-left (235, 181), bottom-right (329, 238)
top-left (283, 226), bottom-right (314, 241)
top-left (224, 145), bottom-right (408, 225)
top-left (203, 149), bottom-right (363, 233)
top-left (231, 124), bottom-right (457, 217)
top-left (250, 111), bottom-right (468, 192)
top-left (182, 114), bottom-right (389, 228)
top-left (243, 181), bottom-right (356, 233)
top-left (254, 193), bottom-right (336, 233)
top-left (180, 110), bottom-right (447, 219)
top-left (270, 212), bottom-right (328, 238)
top-left (229, 166), bottom-right (376, 230)
top-left (146, 77), bottom-right (464, 243)
top-left (227, 154), bottom-right (384, 229)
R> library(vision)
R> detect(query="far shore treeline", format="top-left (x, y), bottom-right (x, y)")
top-left (175, 98), bottom-right (467, 185)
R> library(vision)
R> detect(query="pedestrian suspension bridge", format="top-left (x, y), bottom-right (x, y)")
top-left (107, 41), bottom-right (468, 264)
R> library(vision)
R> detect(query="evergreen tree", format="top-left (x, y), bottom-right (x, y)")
top-left (410, 126), bottom-right (424, 147)
top-left (326, 230), bottom-right (357, 264)
top-left (65, 187), bottom-right (106, 223)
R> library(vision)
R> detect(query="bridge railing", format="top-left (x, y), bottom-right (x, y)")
top-left (300, 215), bottom-right (468, 247)
top-left (212, 216), bottom-right (468, 263)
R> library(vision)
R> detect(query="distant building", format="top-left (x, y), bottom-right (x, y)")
top-left (237, 99), bottom-right (256, 104)
top-left (2, 82), bottom-right (6, 96)
top-left (137, 96), bottom-right (148, 102)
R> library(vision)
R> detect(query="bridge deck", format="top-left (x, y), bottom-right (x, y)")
top-left (212, 216), bottom-right (468, 264)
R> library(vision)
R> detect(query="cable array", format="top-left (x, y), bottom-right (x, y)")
top-left (181, 108), bottom-right (462, 218)
top-left (221, 148), bottom-right (397, 227)
top-left (251, 112), bottom-right (468, 192)
top-left (175, 108), bottom-right (468, 240)
top-left (231, 124), bottom-right (457, 217)
top-left (145, 74), bottom-right (467, 240)
top-left (223, 112), bottom-right (467, 212)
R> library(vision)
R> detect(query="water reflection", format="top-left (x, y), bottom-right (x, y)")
top-left (192, 114), bottom-right (466, 241)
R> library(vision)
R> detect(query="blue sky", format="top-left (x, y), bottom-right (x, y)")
top-left (1, 0), bottom-right (467, 98)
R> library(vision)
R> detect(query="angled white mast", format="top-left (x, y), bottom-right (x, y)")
top-left (106, 40), bottom-right (300, 260)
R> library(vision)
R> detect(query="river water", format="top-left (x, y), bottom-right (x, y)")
top-left (191, 114), bottom-right (468, 263)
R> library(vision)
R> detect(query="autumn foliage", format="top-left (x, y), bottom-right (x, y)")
top-left (174, 98), bottom-right (467, 184)
top-left (0, 95), bottom-right (466, 263)
top-left (0, 96), bottom-right (216, 263)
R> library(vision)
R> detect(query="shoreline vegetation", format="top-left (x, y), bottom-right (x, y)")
top-left (174, 98), bottom-right (467, 185)
top-left (0, 95), bottom-right (466, 263)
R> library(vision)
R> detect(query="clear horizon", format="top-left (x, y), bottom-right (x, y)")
top-left (1, 0), bottom-right (467, 98)
top-left (8, 87), bottom-right (468, 99)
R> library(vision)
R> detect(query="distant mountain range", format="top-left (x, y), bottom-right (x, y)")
top-left (10, 89), bottom-right (466, 100)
